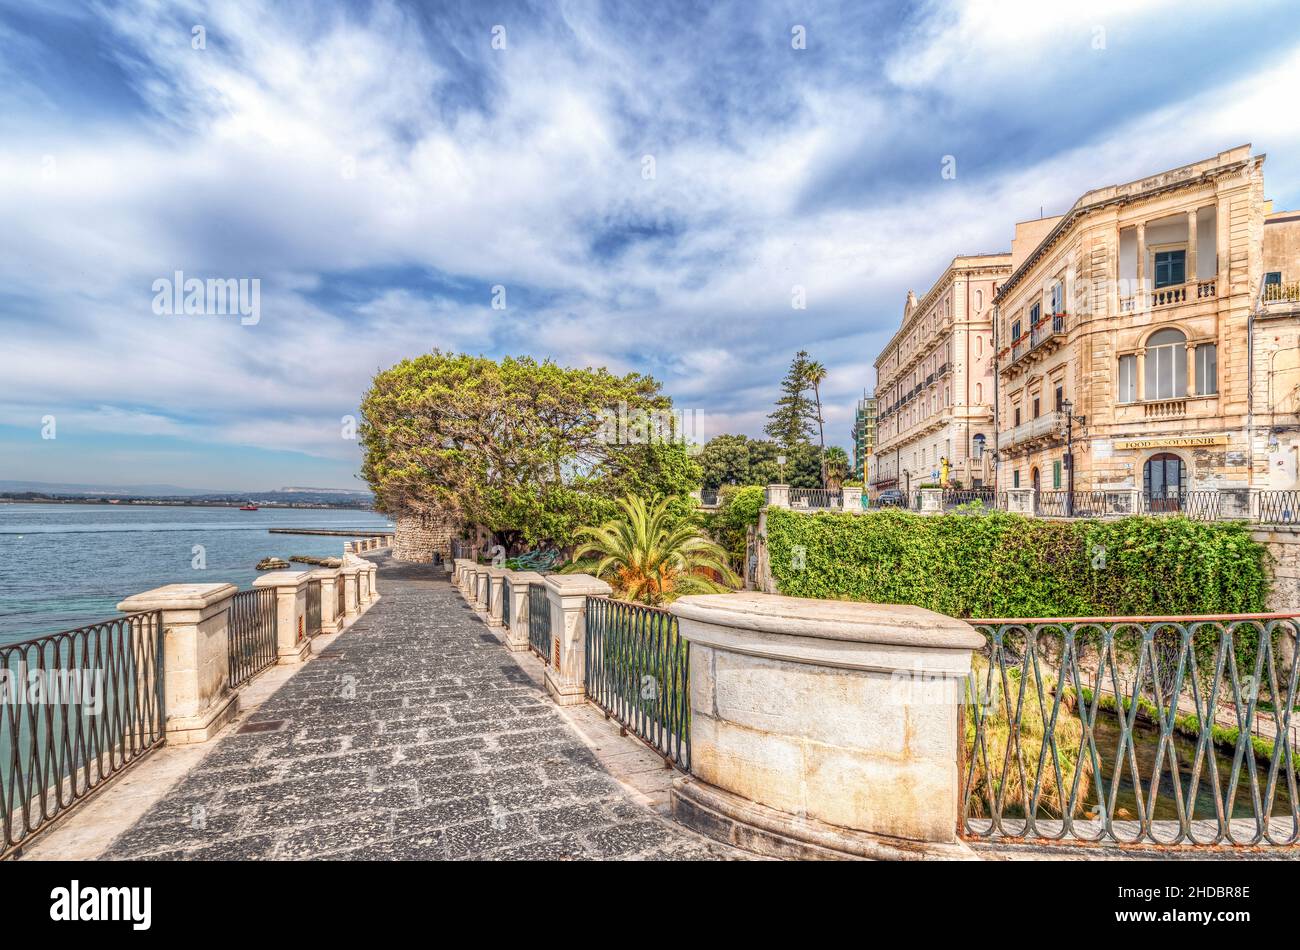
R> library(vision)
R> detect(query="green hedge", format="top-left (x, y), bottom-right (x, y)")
top-left (765, 508), bottom-right (1269, 618)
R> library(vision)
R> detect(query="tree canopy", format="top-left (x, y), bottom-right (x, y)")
top-left (764, 349), bottom-right (818, 447)
top-left (360, 351), bottom-right (701, 550)
top-left (695, 434), bottom-right (821, 489)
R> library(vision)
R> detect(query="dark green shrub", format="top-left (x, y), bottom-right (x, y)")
top-left (765, 508), bottom-right (1269, 618)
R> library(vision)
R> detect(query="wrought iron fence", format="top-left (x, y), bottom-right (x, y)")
top-left (528, 584), bottom-right (550, 663)
top-left (306, 579), bottom-right (322, 638)
top-left (1139, 490), bottom-right (1221, 521)
top-left (962, 615), bottom-right (1300, 849)
top-left (1036, 490), bottom-right (1136, 518)
top-left (585, 597), bottom-right (690, 769)
top-left (2, 612), bottom-right (165, 859)
top-left (943, 489), bottom-right (996, 510)
top-left (502, 577), bottom-right (512, 629)
top-left (699, 489), bottom-right (720, 507)
top-left (789, 488), bottom-right (842, 510)
top-left (1256, 490), bottom-right (1300, 525)
top-left (227, 588), bottom-right (278, 688)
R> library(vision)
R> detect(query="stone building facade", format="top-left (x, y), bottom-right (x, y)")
top-left (392, 509), bottom-right (458, 564)
top-left (870, 254), bottom-right (1010, 495)
top-left (993, 145), bottom-right (1300, 497)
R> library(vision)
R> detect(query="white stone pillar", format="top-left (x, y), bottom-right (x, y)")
top-left (542, 574), bottom-right (613, 706)
top-left (668, 592), bottom-right (983, 859)
top-left (317, 569), bottom-right (342, 634)
top-left (919, 487), bottom-right (944, 513)
top-left (473, 566), bottom-right (489, 613)
top-left (1135, 221), bottom-right (1147, 308)
top-left (841, 485), bottom-right (863, 513)
top-left (504, 570), bottom-right (542, 652)
top-left (253, 571), bottom-right (312, 664)
top-left (1187, 208), bottom-right (1198, 284)
top-left (1005, 487), bottom-right (1036, 515)
top-left (486, 566), bottom-right (508, 628)
top-left (454, 559), bottom-right (474, 597)
top-left (366, 562), bottom-right (379, 602)
top-left (116, 583), bottom-right (239, 744)
top-left (340, 563), bottom-right (361, 621)
top-left (765, 484), bottom-right (790, 509)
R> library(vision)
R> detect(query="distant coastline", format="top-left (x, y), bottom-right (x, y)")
top-left (0, 494), bottom-right (375, 511)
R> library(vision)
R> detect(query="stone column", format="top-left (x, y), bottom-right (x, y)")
top-left (919, 487), bottom-right (943, 513)
top-left (486, 566), bottom-right (508, 628)
top-left (473, 566), bottom-right (489, 613)
top-left (1127, 488), bottom-right (1143, 516)
top-left (1186, 343), bottom-right (1197, 398)
top-left (1005, 487), bottom-right (1036, 515)
top-left (253, 571), bottom-right (312, 664)
top-left (454, 559), bottom-right (474, 597)
top-left (504, 570), bottom-right (543, 652)
top-left (765, 484), bottom-right (790, 509)
top-left (366, 562), bottom-right (380, 602)
top-left (1136, 347), bottom-right (1146, 401)
top-left (542, 574), bottom-right (613, 706)
top-left (1135, 221), bottom-right (1147, 308)
top-left (340, 563), bottom-right (361, 621)
top-left (841, 485), bottom-right (863, 513)
top-left (667, 592), bottom-right (983, 859)
top-left (116, 583), bottom-right (239, 744)
top-left (317, 569), bottom-right (342, 634)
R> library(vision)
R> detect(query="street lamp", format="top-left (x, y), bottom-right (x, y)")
top-left (1061, 399), bottom-right (1085, 516)
top-left (776, 454), bottom-right (787, 484)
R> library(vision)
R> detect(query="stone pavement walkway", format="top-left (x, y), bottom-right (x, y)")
top-left (101, 556), bottom-right (741, 860)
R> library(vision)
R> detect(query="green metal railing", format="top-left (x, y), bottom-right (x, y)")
top-left (962, 615), bottom-right (1300, 849)
top-left (2, 612), bottom-right (165, 859)
top-left (527, 584), bottom-right (550, 662)
top-left (306, 579), bottom-right (322, 638)
top-left (502, 577), bottom-right (512, 629)
top-left (585, 597), bottom-right (690, 770)
top-left (227, 588), bottom-right (277, 688)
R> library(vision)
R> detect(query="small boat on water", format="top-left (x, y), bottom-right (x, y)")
top-left (239, 502), bottom-right (259, 511)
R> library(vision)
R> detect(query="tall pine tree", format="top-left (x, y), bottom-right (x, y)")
top-left (764, 350), bottom-right (817, 448)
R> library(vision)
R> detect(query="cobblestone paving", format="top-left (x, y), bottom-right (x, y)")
top-left (103, 557), bottom-right (740, 860)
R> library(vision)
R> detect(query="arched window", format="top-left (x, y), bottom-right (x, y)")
top-left (973, 434), bottom-right (986, 459)
top-left (975, 289), bottom-right (984, 311)
top-left (976, 336), bottom-right (983, 356)
top-left (1145, 328), bottom-right (1187, 400)
top-left (976, 382), bottom-right (983, 402)
top-left (1144, 453), bottom-right (1185, 509)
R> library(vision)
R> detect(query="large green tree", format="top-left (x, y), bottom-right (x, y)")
top-left (764, 350), bottom-right (817, 448)
top-left (360, 351), bottom-right (701, 551)
top-left (696, 434), bottom-right (820, 489)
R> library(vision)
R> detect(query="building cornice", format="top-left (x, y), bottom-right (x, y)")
top-left (994, 145), bottom-right (1261, 306)
top-left (875, 254), bottom-right (1011, 372)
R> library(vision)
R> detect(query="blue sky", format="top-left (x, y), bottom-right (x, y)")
top-left (3, 0), bottom-right (1300, 490)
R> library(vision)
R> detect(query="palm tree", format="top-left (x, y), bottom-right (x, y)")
top-left (824, 446), bottom-right (849, 489)
top-left (572, 495), bottom-right (739, 605)
top-left (805, 359), bottom-right (828, 487)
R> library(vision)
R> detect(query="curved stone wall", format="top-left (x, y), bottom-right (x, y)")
top-left (393, 511), bottom-right (457, 564)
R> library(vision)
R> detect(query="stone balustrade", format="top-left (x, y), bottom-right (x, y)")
top-left (112, 534), bottom-right (383, 745)
top-left (667, 592), bottom-right (981, 859)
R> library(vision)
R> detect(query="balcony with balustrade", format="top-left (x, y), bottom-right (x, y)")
top-left (999, 409), bottom-right (1065, 454)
